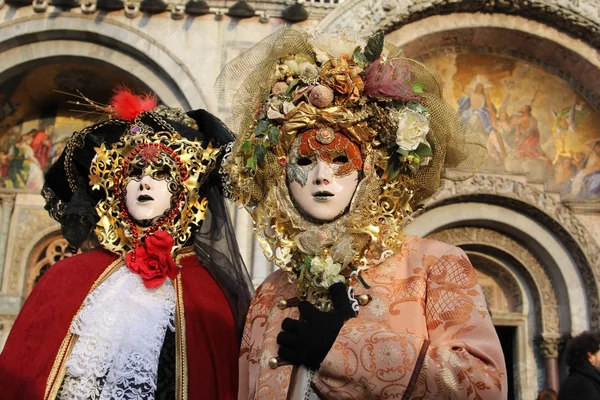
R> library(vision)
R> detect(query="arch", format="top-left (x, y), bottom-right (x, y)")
top-left (316, 3), bottom-right (600, 110)
top-left (0, 13), bottom-right (209, 110)
top-left (461, 250), bottom-right (525, 314)
top-left (11, 224), bottom-right (60, 296)
top-left (426, 233), bottom-right (539, 398)
top-left (317, 0), bottom-right (600, 49)
top-left (467, 251), bottom-right (523, 313)
top-left (24, 232), bottom-right (74, 296)
top-left (1, 196), bottom-right (60, 296)
top-left (0, 42), bottom-right (180, 108)
top-left (424, 174), bottom-right (600, 331)
top-left (405, 201), bottom-right (590, 333)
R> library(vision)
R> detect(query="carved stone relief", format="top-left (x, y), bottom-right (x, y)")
top-left (0, 194), bottom-right (16, 286)
top-left (535, 334), bottom-right (562, 358)
top-left (428, 226), bottom-right (560, 336)
top-left (427, 174), bottom-right (600, 329)
top-left (4, 205), bottom-right (59, 295)
top-left (318, 0), bottom-right (600, 49)
top-left (24, 235), bottom-right (75, 296)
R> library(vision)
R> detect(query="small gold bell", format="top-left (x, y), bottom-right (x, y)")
top-left (277, 299), bottom-right (288, 310)
top-left (321, 248), bottom-right (330, 257)
top-left (358, 294), bottom-right (371, 306)
top-left (268, 357), bottom-right (278, 369)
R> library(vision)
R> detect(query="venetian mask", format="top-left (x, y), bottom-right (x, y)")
top-left (123, 146), bottom-right (181, 224)
top-left (287, 128), bottom-right (362, 221)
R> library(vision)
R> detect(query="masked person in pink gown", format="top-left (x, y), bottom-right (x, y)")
top-left (218, 28), bottom-right (507, 400)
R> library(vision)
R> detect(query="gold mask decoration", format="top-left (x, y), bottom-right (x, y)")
top-left (90, 112), bottom-right (220, 256)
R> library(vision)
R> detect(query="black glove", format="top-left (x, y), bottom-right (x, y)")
top-left (277, 282), bottom-right (357, 369)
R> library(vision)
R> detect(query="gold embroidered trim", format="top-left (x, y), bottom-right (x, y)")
top-left (174, 274), bottom-right (188, 400)
top-left (44, 334), bottom-right (75, 400)
top-left (175, 247), bottom-right (195, 263)
top-left (44, 257), bottom-right (125, 399)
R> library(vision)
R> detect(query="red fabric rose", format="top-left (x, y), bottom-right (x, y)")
top-left (125, 231), bottom-right (179, 289)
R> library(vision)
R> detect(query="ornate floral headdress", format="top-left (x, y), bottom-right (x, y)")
top-left (217, 28), bottom-right (487, 309)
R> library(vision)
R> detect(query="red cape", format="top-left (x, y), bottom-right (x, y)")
top-left (0, 248), bottom-right (238, 400)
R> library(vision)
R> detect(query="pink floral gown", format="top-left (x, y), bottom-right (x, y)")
top-left (238, 236), bottom-right (507, 400)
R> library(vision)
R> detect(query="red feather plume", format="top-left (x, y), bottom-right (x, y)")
top-left (109, 87), bottom-right (158, 120)
top-left (364, 58), bottom-right (419, 101)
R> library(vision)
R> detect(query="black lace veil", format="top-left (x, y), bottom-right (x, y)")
top-left (188, 109), bottom-right (253, 341)
top-left (194, 170), bottom-right (253, 342)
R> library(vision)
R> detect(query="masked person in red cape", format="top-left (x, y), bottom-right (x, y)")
top-left (0, 89), bottom-right (253, 400)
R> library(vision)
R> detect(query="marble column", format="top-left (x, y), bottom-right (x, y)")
top-left (0, 194), bottom-right (16, 289)
top-left (536, 335), bottom-right (561, 391)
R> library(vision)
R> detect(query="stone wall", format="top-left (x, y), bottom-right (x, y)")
top-left (319, 0), bottom-right (600, 49)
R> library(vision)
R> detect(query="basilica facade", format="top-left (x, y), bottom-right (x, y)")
top-left (0, 1), bottom-right (599, 398)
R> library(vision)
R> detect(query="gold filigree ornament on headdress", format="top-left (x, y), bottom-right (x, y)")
top-left (88, 109), bottom-right (220, 257)
top-left (217, 28), bottom-right (487, 310)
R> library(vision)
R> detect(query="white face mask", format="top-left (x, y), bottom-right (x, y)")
top-left (287, 129), bottom-right (361, 222)
top-left (125, 174), bottom-right (173, 222)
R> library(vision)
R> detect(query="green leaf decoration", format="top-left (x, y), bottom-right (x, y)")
top-left (303, 255), bottom-right (312, 272)
top-left (254, 120), bottom-right (269, 135)
top-left (397, 147), bottom-right (410, 156)
top-left (268, 126), bottom-right (280, 145)
top-left (241, 140), bottom-right (253, 155)
top-left (364, 31), bottom-right (384, 62)
top-left (412, 82), bottom-right (427, 94)
top-left (406, 101), bottom-right (428, 114)
top-left (352, 47), bottom-right (368, 67)
top-left (255, 144), bottom-right (267, 163)
top-left (387, 157), bottom-right (401, 181)
top-left (415, 142), bottom-right (433, 158)
top-left (285, 79), bottom-right (300, 96)
top-left (246, 156), bottom-right (257, 171)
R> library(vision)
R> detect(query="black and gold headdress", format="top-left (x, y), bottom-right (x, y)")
top-left (44, 90), bottom-right (220, 256)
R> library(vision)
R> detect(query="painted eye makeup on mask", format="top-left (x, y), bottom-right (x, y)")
top-left (287, 153), bottom-right (313, 187)
top-left (286, 129), bottom-right (362, 222)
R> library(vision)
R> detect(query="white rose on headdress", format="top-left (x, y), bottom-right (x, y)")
top-left (283, 59), bottom-right (299, 73)
top-left (309, 30), bottom-right (366, 64)
top-left (310, 255), bottom-right (345, 288)
top-left (395, 108), bottom-right (430, 151)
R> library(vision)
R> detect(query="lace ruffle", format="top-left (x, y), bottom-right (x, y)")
top-left (58, 264), bottom-right (176, 400)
